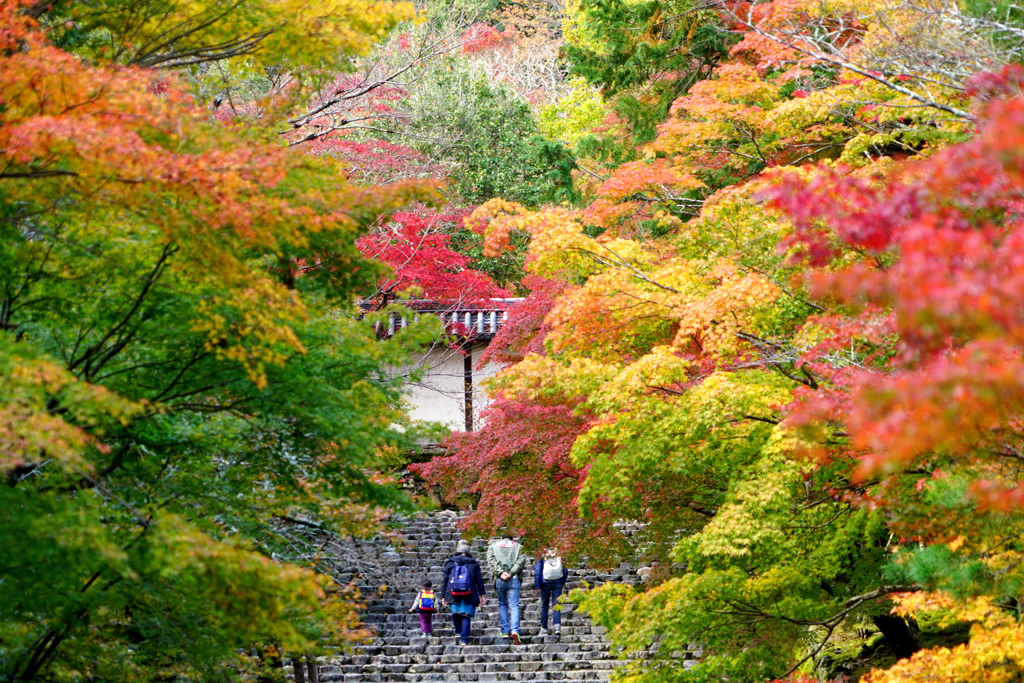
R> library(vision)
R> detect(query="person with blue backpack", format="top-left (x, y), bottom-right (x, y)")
top-left (533, 549), bottom-right (568, 637)
top-left (441, 541), bottom-right (486, 646)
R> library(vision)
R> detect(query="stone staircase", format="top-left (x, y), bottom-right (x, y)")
top-left (316, 511), bottom-right (646, 683)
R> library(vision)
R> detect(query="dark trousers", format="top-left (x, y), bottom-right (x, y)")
top-left (452, 613), bottom-right (472, 643)
top-left (418, 611), bottom-right (433, 634)
top-left (540, 583), bottom-right (564, 629)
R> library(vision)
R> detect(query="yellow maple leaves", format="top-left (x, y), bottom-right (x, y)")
top-left (473, 191), bottom-right (785, 362)
top-left (63, 0), bottom-right (414, 70)
top-left (0, 341), bottom-right (144, 474)
top-left (697, 424), bottom-right (810, 558)
top-left (471, 199), bottom-right (652, 277)
top-left (672, 260), bottom-right (782, 355)
top-left (487, 353), bottom-right (617, 404)
top-left (867, 594), bottom-right (1024, 683)
top-left (192, 277), bottom-right (307, 388)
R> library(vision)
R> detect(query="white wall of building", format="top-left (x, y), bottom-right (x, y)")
top-left (397, 342), bottom-right (506, 438)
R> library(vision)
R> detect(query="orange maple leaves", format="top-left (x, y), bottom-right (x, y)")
top-left (1, 1), bottom-right (436, 280)
top-left (863, 593), bottom-right (1024, 683)
top-left (596, 159), bottom-right (703, 201)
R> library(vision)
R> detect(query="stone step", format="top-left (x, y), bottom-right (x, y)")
top-left (361, 636), bottom-right (604, 644)
top-left (361, 610), bottom-right (587, 620)
top-left (363, 629), bottom-right (597, 640)
top-left (348, 652), bottom-right (618, 665)
top-left (364, 625), bottom-right (602, 636)
top-left (318, 674), bottom-right (624, 682)
top-left (354, 638), bottom-right (611, 651)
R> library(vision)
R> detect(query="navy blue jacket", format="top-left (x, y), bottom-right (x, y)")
top-left (443, 554), bottom-right (486, 606)
top-left (533, 559), bottom-right (569, 590)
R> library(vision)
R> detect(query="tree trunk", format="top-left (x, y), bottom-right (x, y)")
top-left (306, 653), bottom-right (319, 683)
top-left (872, 614), bottom-right (922, 660)
top-left (292, 658), bottom-right (306, 683)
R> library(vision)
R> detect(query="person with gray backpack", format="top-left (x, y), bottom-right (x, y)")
top-left (533, 549), bottom-right (569, 636)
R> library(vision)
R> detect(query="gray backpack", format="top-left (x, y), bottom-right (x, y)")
top-left (542, 558), bottom-right (563, 581)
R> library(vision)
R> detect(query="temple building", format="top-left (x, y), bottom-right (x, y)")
top-left (372, 299), bottom-right (520, 442)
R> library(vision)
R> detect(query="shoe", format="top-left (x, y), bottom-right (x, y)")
top-left (499, 632), bottom-right (509, 638)
top-left (461, 641), bottom-right (471, 647)
top-left (539, 628), bottom-right (549, 636)
top-left (510, 632), bottom-right (521, 645)
top-left (553, 626), bottom-right (561, 636)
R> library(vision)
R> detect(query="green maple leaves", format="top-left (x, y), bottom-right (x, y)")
top-left (0, 2), bottom-right (442, 680)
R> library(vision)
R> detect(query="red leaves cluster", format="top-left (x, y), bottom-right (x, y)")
top-left (768, 76), bottom-right (1024, 511)
top-left (764, 167), bottom-right (916, 267)
top-left (725, 0), bottom-right (864, 77)
top-left (479, 275), bottom-right (568, 365)
top-left (412, 396), bottom-right (628, 558)
top-left (964, 63), bottom-right (1024, 102)
top-left (460, 23), bottom-right (517, 54)
top-left (0, 0), bottom-right (35, 49)
top-left (356, 209), bottom-right (509, 306)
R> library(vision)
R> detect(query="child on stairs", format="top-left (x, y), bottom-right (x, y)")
top-left (409, 579), bottom-right (438, 637)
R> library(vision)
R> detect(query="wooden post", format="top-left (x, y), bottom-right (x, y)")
top-left (464, 342), bottom-right (473, 432)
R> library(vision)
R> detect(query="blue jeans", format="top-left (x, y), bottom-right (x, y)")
top-left (452, 613), bottom-right (472, 644)
top-left (495, 576), bottom-right (521, 634)
top-left (540, 583), bottom-right (564, 629)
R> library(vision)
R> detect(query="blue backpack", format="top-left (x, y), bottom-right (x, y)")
top-left (450, 564), bottom-right (473, 596)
